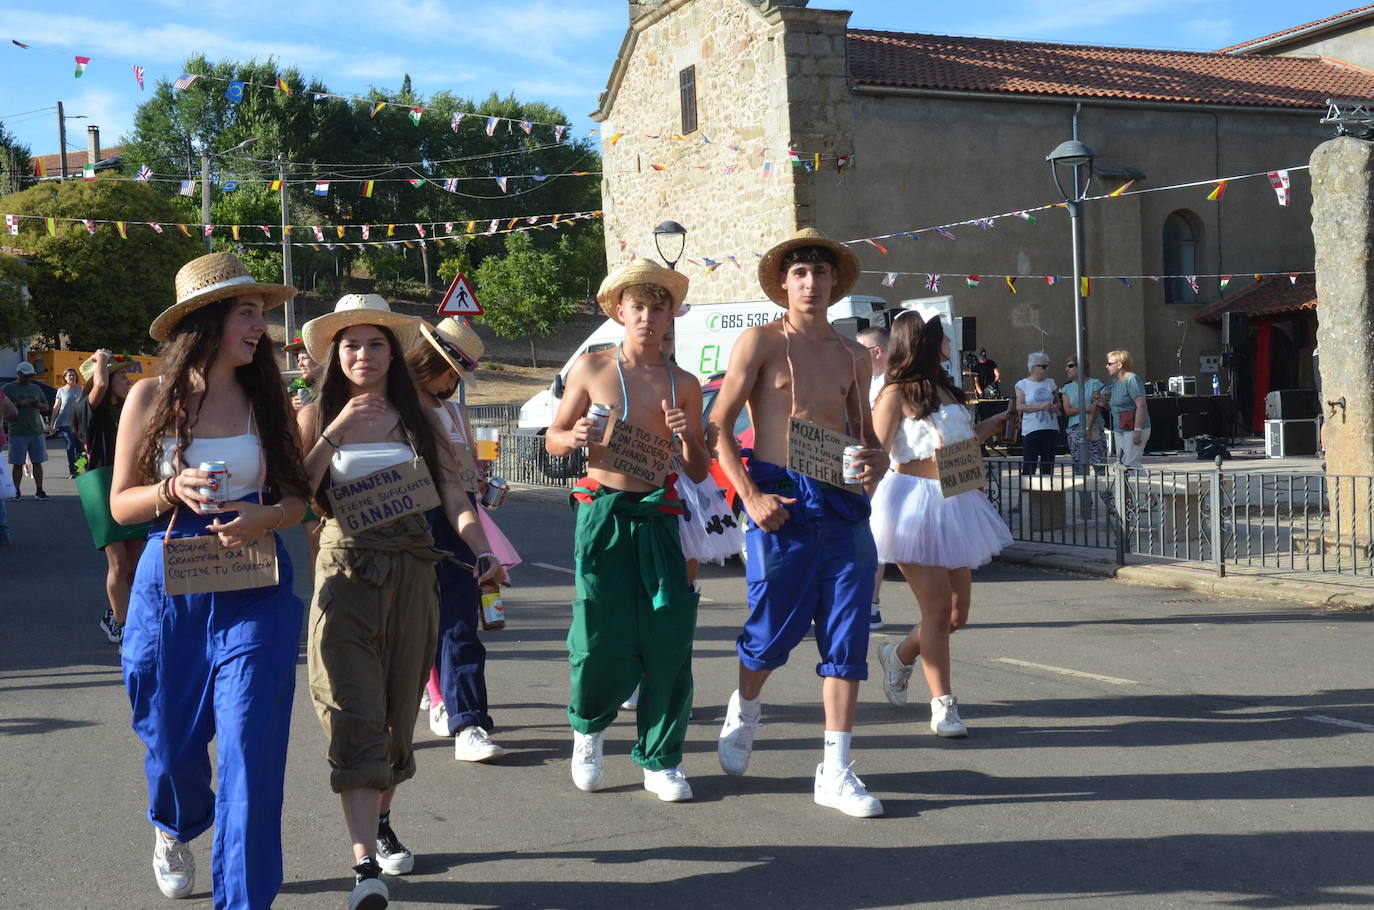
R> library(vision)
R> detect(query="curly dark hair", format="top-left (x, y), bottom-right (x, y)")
top-left (884, 313), bottom-right (966, 420)
top-left (133, 297), bottom-right (309, 501)
top-left (310, 323), bottom-right (443, 517)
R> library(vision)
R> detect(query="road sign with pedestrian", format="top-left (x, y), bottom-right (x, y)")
top-left (438, 272), bottom-right (483, 316)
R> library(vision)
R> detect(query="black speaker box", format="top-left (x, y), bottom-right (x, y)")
top-left (1265, 389), bottom-right (1319, 420)
top-left (954, 316), bottom-right (977, 352)
top-left (1222, 311), bottom-right (1248, 347)
top-left (1194, 436), bottom-right (1231, 461)
top-left (831, 316), bottom-right (869, 341)
top-left (867, 309), bottom-right (897, 331)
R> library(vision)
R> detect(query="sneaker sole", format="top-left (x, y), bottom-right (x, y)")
top-left (933, 725), bottom-right (969, 738)
top-left (376, 853), bottom-right (414, 875)
top-left (814, 794), bottom-right (884, 818)
top-left (350, 880), bottom-right (389, 910)
top-left (646, 785), bottom-right (693, 802)
top-left (572, 770), bottom-right (606, 792)
top-left (455, 745), bottom-right (507, 762)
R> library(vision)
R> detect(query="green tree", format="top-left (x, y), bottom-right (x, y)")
top-left (0, 118), bottom-right (33, 196)
top-left (3, 178), bottom-right (198, 352)
top-left (0, 254), bottom-right (35, 347)
top-left (473, 232), bottom-right (579, 366)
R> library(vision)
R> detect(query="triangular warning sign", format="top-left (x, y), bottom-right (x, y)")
top-left (438, 272), bottom-right (483, 316)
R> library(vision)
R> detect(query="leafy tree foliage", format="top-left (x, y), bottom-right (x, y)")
top-left (2, 178), bottom-right (198, 352)
top-left (0, 119), bottom-right (33, 196)
top-left (474, 233), bottom-right (579, 367)
top-left (0, 254), bottom-right (35, 347)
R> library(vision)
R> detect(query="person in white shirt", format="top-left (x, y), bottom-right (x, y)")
top-left (1014, 352), bottom-right (1059, 475)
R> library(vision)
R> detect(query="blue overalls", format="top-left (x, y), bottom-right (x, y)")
top-left (427, 500), bottom-right (490, 733)
top-left (122, 496), bottom-right (302, 910)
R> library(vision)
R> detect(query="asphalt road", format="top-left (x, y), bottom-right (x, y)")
top-left (3, 470), bottom-right (1373, 909)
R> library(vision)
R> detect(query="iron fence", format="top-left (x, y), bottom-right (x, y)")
top-left (464, 407), bottom-right (584, 490)
top-left (985, 456), bottom-right (1374, 577)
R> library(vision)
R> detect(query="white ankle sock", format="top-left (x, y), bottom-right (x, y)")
top-left (736, 691), bottom-right (761, 718)
top-left (822, 731), bottom-right (851, 776)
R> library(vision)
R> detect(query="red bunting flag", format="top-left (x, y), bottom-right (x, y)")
top-left (1206, 181), bottom-right (1227, 201)
top-left (275, 77), bottom-right (291, 94)
top-left (132, 65), bottom-right (145, 90)
top-left (74, 56), bottom-right (89, 78)
top-left (864, 239), bottom-right (887, 255)
top-left (966, 275), bottom-right (980, 288)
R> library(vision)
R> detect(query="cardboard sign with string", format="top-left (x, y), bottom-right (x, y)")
top-left (440, 400), bottom-right (482, 495)
top-left (781, 322), bottom-right (866, 490)
top-left (325, 430), bottom-right (441, 537)
top-left (162, 415), bottom-right (280, 596)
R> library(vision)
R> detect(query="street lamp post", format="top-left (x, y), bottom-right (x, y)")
top-left (200, 138), bottom-right (261, 252)
top-left (652, 220), bottom-right (688, 270)
top-left (1046, 139), bottom-right (1096, 472)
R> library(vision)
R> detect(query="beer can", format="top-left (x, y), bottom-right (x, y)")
top-left (585, 403), bottom-right (612, 440)
top-left (198, 461), bottom-right (229, 513)
top-left (479, 585), bottom-right (506, 631)
top-left (295, 386), bottom-right (313, 404)
top-left (481, 476), bottom-right (509, 510)
top-left (842, 445), bottom-right (864, 484)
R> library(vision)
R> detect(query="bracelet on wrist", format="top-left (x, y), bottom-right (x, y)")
top-left (268, 503), bottom-right (287, 530)
top-left (322, 433), bottom-right (340, 450)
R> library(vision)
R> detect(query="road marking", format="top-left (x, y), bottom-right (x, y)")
top-left (993, 658), bottom-right (1138, 686)
top-left (1307, 714), bottom-right (1374, 733)
top-left (531, 561), bottom-right (575, 575)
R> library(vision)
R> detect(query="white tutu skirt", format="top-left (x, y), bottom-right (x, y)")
top-left (675, 472), bottom-right (744, 564)
top-left (870, 473), bottom-right (1012, 569)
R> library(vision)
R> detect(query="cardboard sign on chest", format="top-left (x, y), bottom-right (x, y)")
top-left (787, 417), bottom-right (863, 490)
top-left (327, 458), bottom-right (442, 536)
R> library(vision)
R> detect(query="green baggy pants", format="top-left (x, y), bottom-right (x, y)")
top-left (567, 480), bottom-right (699, 771)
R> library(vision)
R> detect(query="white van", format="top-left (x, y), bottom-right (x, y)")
top-left (516, 295), bottom-right (890, 431)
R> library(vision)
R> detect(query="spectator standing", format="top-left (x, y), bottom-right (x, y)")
top-left (1015, 353), bottom-right (1059, 475)
top-left (1061, 359), bottom-right (1106, 472)
top-left (50, 368), bottom-right (82, 477)
top-left (0, 386), bottom-right (15, 542)
top-left (972, 349), bottom-right (1001, 398)
top-left (1106, 350), bottom-right (1151, 467)
top-left (4, 362), bottom-right (50, 500)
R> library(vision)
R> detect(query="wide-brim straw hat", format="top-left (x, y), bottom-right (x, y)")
top-left (420, 317), bottom-right (485, 376)
top-left (302, 294), bottom-right (420, 364)
top-left (151, 252), bottom-right (297, 342)
top-left (283, 335), bottom-right (306, 353)
top-left (595, 258), bottom-right (689, 323)
top-left (78, 352), bottom-right (138, 389)
top-left (757, 227), bottom-right (860, 307)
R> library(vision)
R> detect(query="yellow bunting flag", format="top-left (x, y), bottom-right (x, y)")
top-left (1006, 276), bottom-right (1018, 294)
top-left (231, 225), bottom-right (241, 240)
top-left (1108, 180), bottom-right (1134, 196)
top-left (1206, 180), bottom-right (1227, 201)
top-left (1080, 277), bottom-right (1091, 297)
top-left (387, 224), bottom-right (395, 237)
top-left (284, 225), bottom-right (293, 235)
top-left (465, 221), bottom-right (475, 233)
top-left (270, 179), bottom-right (282, 191)
top-left (361, 180), bottom-right (374, 197)
top-left (177, 223), bottom-right (191, 237)
top-left (45, 217), bottom-right (56, 237)
top-left (814, 153), bottom-right (820, 169)
top-left (275, 77), bottom-right (291, 94)
top-left (336, 225), bottom-right (345, 238)
top-left (115, 221), bottom-right (127, 238)
top-left (507, 218), bottom-right (518, 230)
top-left (609, 132), bottom-right (625, 145)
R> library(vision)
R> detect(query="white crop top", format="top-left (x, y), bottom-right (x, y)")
top-left (159, 434), bottom-right (262, 501)
top-left (890, 403), bottom-right (976, 463)
top-left (331, 443), bottom-right (413, 483)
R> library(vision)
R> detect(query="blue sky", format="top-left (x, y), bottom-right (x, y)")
top-left (0, 0), bottom-right (1359, 157)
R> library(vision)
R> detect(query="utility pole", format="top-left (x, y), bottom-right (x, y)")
top-left (279, 154), bottom-right (295, 343)
top-left (200, 151), bottom-right (212, 252)
top-left (56, 101), bottom-right (68, 181)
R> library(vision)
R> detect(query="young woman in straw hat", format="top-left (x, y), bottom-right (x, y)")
top-left (110, 251), bottom-right (311, 908)
top-left (72, 350), bottom-right (146, 647)
top-left (297, 294), bottom-right (507, 910)
top-left (406, 316), bottom-right (521, 763)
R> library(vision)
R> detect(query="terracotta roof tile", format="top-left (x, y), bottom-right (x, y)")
top-left (1194, 274), bottom-right (1316, 323)
top-left (848, 30), bottom-right (1374, 108)
top-left (1219, 5), bottom-right (1374, 53)
top-left (28, 147), bottom-right (121, 174)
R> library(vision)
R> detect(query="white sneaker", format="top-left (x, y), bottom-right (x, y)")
top-left (418, 690), bottom-right (431, 712)
top-left (152, 829), bottom-right (195, 899)
top-left (571, 730), bottom-right (606, 791)
top-left (813, 762), bottom-right (884, 818)
top-left (428, 702), bottom-right (449, 738)
top-left (931, 694), bottom-right (969, 737)
top-left (454, 725), bottom-right (506, 762)
top-left (717, 690), bottom-right (762, 776)
top-left (643, 766), bottom-right (693, 802)
top-left (621, 686), bottom-right (640, 711)
top-left (878, 641), bottom-right (914, 706)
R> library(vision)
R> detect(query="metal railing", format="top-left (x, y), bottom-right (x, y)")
top-left (985, 456), bottom-right (1374, 577)
top-left (466, 407), bottom-right (584, 490)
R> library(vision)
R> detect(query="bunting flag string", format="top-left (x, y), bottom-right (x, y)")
top-left (854, 267), bottom-right (1313, 293)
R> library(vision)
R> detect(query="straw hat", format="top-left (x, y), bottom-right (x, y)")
top-left (595, 258), bottom-right (689, 323)
top-left (756, 227), bottom-right (860, 307)
top-left (419, 317), bottom-right (485, 376)
top-left (78, 352), bottom-right (139, 389)
top-left (151, 252), bottom-right (297, 342)
top-left (283, 335), bottom-right (305, 353)
top-left (302, 294), bottom-right (420, 365)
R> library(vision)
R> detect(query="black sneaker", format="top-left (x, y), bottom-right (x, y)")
top-left (35, 489), bottom-right (48, 501)
top-left (99, 608), bottom-right (119, 643)
top-left (349, 857), bottom-right (388, 910)
top-left (109, 619), bottom-right (125, 647)
top-left (375, 817), bottom-right (414, 875)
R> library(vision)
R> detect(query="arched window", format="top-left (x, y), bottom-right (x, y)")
top-left (1163, 211), bottom-right (1199, 303)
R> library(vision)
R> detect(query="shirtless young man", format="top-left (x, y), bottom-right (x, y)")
top-left (708, 228), bottom-right (888, 818)
top-left (545, 259), bottom-right (710, 802)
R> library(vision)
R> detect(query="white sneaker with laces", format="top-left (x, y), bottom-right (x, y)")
top-left (813, 762), bottom-right (884, 818)
top-left (930, 694), bottom-right (969, 737)
top-left (428, 702), bottom-right (449, 738)
top-left (571, 730), bottom-right (606, 791)
top-left (152, 829), bottom-right (195, 899)
top-left (454, 725), bottom-right (506, 762)
top-left (620, 686), bottom-right (640, 711)
top-left (643, 766), bottom-right (693, 802)
top-left (878, 642), bottom-right (913, 706)
top-left (717, 689), bottom-right (762, 776)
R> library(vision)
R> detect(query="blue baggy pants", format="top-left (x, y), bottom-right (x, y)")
top-left (427, 505), bottom-right (492, 734)
top-left (122, 503), bottom-right (303, 910)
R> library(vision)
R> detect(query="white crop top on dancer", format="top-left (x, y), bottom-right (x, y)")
top-left (159, 434), bottom-right (262, 501)
top-left (330, 443), bottom-right (413, 483)
top-left (889, 402), bottom-right (976, 464)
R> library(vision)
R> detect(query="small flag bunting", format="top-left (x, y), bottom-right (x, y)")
top-left (485, 117), bottom-right (499, 136)
top-left (360, 180), bottom-right (374, 197)
top-left (370, 101), bottom-right (386, 118)
top-left (173, 73), bottom-right (198, 90)
top-left (1006, 277), bottom-right (1018, 294)
top-left (882, 272), bottom-right (897, 288)
top-left (451, 112), bottom-right (464, 132)
top-left (115, 221), bottom-right (127, 238)
top-left (132, 65), bottom-right (145, 90)
top-left (864, 239), bottom-right (887, 255)
top-left (74, 56), bottom-right (89, 78)
top-left (45, 217), bottom-right (57, 236)
top-left (1269, 170), bottom-right (1291, 206)
top-left (82, 163), bottom-right (95, 181)
top-left (1206, 181), bottom-right (1227, 201)
top-left (178, 179), bottom-right (195, 196)
top-left (409, 107), bottom-right (423, 126)
top-left (269, 178), bottom-right (282, 191)
top-left (495, 176), bottom-right (508, 192)
top-left (967, 275), bottom-right (980, 288)
top-left (407, 178), bottom-right (425, 187)
top-left (925, 273), bottom-right (941, 292)
top-left (1187, 275), bottom-right (1200, 293)
top-left (82, 219), bottom-right (96, 234)
top-left (314, 181), bottom-right (329, 196)
top-left (225, 81), bottom-right (244, 103)
top-left (1108, 180), bottom-right (1134, 197)
top-left (1080, 277), bottom-right (1091, 297)
top-left (935, 227), bottom-right (956, 240)
top-left (6, 214), bottom-right (19, 235)
top-left (1219, 275), bottom-right (1231, 293)
top-left (275, 77), bottom-right (291, 94)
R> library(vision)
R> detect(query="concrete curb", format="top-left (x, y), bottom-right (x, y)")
top-left (995, 545), bottom-right (1374, 612)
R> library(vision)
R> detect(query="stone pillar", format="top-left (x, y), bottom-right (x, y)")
top-left (1311, 137), bottom-right (1374, 477)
